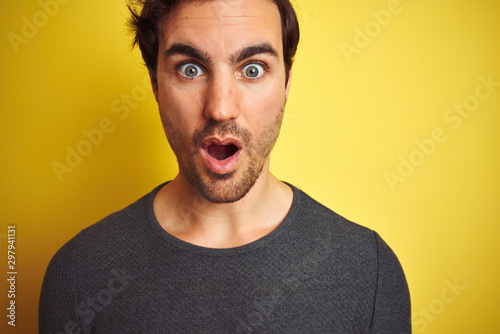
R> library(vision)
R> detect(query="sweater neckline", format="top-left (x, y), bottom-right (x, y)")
top-left (145, 181), bottom-right (301, 256)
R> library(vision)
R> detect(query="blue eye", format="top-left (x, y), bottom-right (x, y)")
top-left (242, 63), bottom-right (264, 79)
top-left (179, 63), bottom-right (204, 78)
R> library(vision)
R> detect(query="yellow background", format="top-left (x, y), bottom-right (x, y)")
top-left (1, 0), bottom-right (499, 332)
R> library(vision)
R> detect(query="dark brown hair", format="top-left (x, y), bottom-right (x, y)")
top-left (127, 0), bottom-right (299, 85)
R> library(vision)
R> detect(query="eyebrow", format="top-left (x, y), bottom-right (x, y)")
top-left (231, 43), bottom-right (279, 64)
top-left (164, 42), bottom-right (279, 65)
top-left (164, 43), bottom-right (212, 64)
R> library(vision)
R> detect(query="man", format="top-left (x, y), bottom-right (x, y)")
top-left (39, 0), bottom-right (411, 333)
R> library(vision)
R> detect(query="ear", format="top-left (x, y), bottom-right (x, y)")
top-left (285, 67), bottom-right (293, 102)
top-left (149, 70), bottom-right (159, 103)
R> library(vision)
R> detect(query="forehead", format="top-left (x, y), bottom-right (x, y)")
top-left (160, 0), bottom-right (283, 59)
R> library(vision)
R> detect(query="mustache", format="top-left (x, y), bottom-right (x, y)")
top-left (192, 119), bottom-right (252, 147)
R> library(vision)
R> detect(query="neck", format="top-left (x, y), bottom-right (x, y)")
top-left (153, 162), bottom-right (293, 248)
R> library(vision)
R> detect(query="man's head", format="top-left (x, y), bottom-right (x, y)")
top-left (128, 0), bottom-right (300, 203)
top-left (128, 0), bottom-right (299, 88)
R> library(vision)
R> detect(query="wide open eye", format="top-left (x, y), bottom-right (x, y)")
top-left (179, 63), bottom-right (204, 78)
top-left (242, 63), bottom-right (265, 79)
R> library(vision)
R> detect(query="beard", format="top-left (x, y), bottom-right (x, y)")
top-left (160, 104), bottom-right (285, 204)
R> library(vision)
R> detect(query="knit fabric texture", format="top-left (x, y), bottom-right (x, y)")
top-left (39, 183), bottom-right (411, 333)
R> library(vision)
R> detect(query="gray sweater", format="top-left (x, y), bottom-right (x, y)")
top-left (39, 183), bottom-right (411, 333)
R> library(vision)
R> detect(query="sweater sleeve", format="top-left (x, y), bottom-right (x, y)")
top-left (39, 237), bottom-right (80, 334)
top-left (369, 232), bottom-right (411, 334)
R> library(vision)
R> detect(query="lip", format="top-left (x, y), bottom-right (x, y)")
top-left (200, 137), bottom-right (243, 175)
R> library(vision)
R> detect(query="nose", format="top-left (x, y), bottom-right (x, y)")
top-left (204, 75), bottom-right (240, 122)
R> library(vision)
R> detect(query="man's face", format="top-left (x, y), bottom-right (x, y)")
top-left (154, 0), bottom-right (291, 203)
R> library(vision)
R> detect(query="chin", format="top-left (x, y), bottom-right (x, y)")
top-left (191, 164), bottom-right (264, 204)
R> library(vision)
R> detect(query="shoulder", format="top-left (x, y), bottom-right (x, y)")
top-left (39, 188), bottom-right (157, 331)
top-left (291, 185), bottom-right (376, 246)
top-left (78, 191), bottom-right (150, 247)
top-left (43, 186), bottom-right (157, 279)
top-left (289, 185), bottom-right (407, 280)
top-left (77, 191), bottom-right (150, 255)
top-left (289, 185), bottom-right (411, 329)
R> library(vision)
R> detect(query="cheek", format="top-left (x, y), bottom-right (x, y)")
top-left (243, 82), bottom-right (285, 127)
top-left (159, 86), bottom-right (204, 134)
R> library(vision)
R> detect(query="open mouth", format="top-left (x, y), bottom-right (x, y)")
top-left (201, 137), bottom-right (243, 174)
top-left (206, 143), bottom-right (239, 161)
